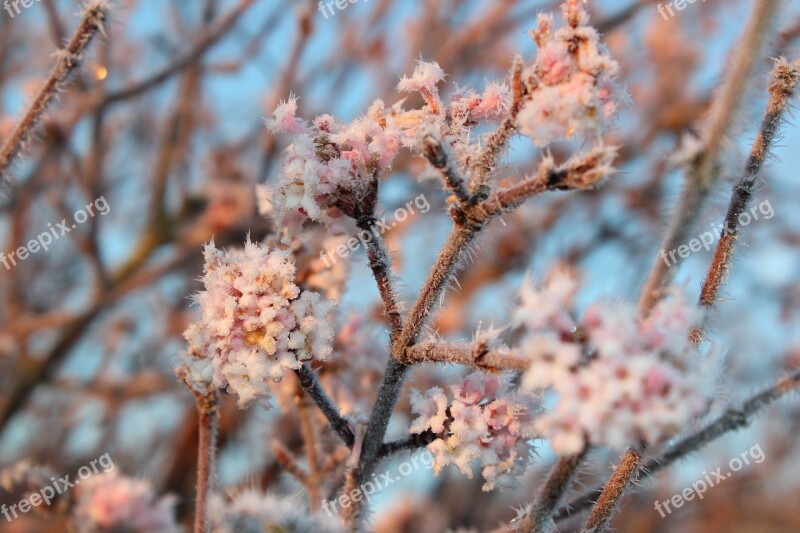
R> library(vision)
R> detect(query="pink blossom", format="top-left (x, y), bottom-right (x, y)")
top-left (72, 472), bottom-right (180, 533)
top-left (178, 237), bottom-right (334, 408)
top-left (518, 0), bottom-right (625, 147)
top-left (410, 371), bottom-right (538, 491)
top-left (264, 94), bottom-right (309, 135)
top-left (516, 280), bottom-right (718, 454)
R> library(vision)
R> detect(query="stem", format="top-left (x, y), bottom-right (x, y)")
top-left (100, 0), bottom-right (255, 107)
top-left (468, 55), bottom-right (526, 200)
top-left (194, 390), bottom-right (218, 533)
top-left (401, 342), bottom-right (527, 370)
top-left (0, 0), bottom-right (108, 183)
top-left (637, 0), bottom-right (779, 312)
top-left (378, 430), bottom-right (437, 459)
top-left (355, 216), bottom-right (404, 338)
top-left (516, 450), bottom-right (588, 533)
top-left (296, 386), bottom-right (321, 510)
top-left (699, 59), bottom-right (799, 309)
top-left (271, 440), bottom-right (310, 484)
top-left (422, 134), bottom-right (471, 205)
top-left (581, 446), bottom-right (644, 533)
top-left (294, 364), bottom-right (355, 448)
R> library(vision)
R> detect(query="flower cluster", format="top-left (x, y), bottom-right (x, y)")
top-left (410, 371), bottom-right (537, 491)
top-left (265, 60), bottom-right (513, 237)
top-left (515, 276), bottom-right (717, 454)
top-left (265, 95), bottom-right (412, 236)
top-left (72, 472), bottom-right (180, 533)
top-left (178, 237), bottom-right (334, 408)
top-left (518, 0), bottom-right (625, 147)
top-left (209, 489), bottom-right (342, 533)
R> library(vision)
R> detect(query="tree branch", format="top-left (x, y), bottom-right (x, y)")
top-left (0, 0), bottom-right (108, 184)
top-left (422, 134), bottom-right (471, 205)
top-left (699, 58), bottom-right (800, 309)
top-left (100, 0), bottom-right (255, 107)
top-left (637, 0), bottom-right (779, 311)
top-left (193, 389), bottom-right (218, 533)
top-left (293, 364), bottom-right (355, 448)
top-left (401, 342), bottom-right (528, 371)
top-left (515, 450), bottom-right (588, 533)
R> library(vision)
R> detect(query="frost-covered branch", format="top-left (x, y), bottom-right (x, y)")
top-left (0, 0), bottom-right (108, 184)
top-left (638, 0), bottom-right (780, 311)
top-left (515, 450), bottom-right (588, 533)
top-left (294, 364), bottom-right (355, 448)
top-left (401, 342), bottom-right (528, 370)
top-left (699, 58), bottom-right (800, 309)
top-left (422, 134), bottom-right (471, 205)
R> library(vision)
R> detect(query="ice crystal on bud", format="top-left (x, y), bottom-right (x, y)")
top-left (519, 0), bottom-right (624, 147)
top-left (178, 238), bottom-right (334, 408)
top-left (410, 371), bottom-right (537, 491)
top-left (264, 94), bottom-right (308, 135)
top-left (72, 472), bottom-right (180, 533)
top-left (398, 60), bottom-right (447, 112)
top-left (210, 490), bottom-right (343, 533)
top-left (516, 280), bottom-right (717, 454)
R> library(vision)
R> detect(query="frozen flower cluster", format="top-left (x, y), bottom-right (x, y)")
top-left (265, 61), bottom-right (512, 236)
top-left (265, 95), bottom-right (413, 235)
top-left (410, 371), bottom-right (537, 491)
top-left (209, 489), bottom-right (342, 533)
top-left (71, 472), bottom-right (180, 533)
top-left (515, 276), bottom-right (717, 454)
top-left (518, 0), bottom-right (625, 146)
top-left (178, 237), bottom-right (334, 409)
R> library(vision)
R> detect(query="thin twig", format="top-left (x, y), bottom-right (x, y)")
top-left (295, 385), bottom-right (321, 509)
top-left (698, 59), bottom-right (800, 309)
top-left (0, 0), bottom-right (108, 183)
top-left (193, 389), bottom-right (218, 533)
top-left (637, 0), bottom-right (779, 311)
top-left (271, 439), bottom-right (310, 485)
top-left (355, 215), bottom-right (404, 339)
top-left (100, 0), bottom-right (255, 107)
top-left (293, 364), bottom-right (355, 448)
top-left (378, 430), bottom-right (437, 459)
top-left (515, 450), bottom-right (588, 533)
top-left (468, 55), bottom-right (526, 201)
top-left (422, 134), bottom-right (471, 205)
top-left (401, 342), bottom-right (528, 370)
